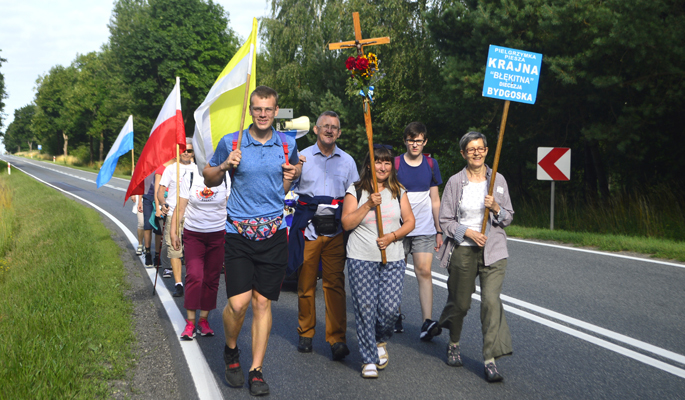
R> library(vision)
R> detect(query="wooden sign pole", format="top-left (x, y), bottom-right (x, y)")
top-left (481, 100), bottom-right (510, 234)
top-left (329, 12), bottom-right (390, 263)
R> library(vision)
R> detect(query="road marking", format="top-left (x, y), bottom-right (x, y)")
top-left (406, 264), bottom-right (685, 379)
top-left (5, 157), bottom-right (128, 191)
top-left (508, 237), bottom-right (685, 269)
top-left (13, 165), bottom-right (224, 400)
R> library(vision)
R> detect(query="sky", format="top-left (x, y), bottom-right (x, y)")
top-left (0, 0), bottom-right (271, 153)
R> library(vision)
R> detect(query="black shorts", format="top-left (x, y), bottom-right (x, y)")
top-left (224, 229), bottom-right (287, 301)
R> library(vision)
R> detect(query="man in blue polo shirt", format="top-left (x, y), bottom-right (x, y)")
top-left (288, 110), bottom-right (359, 361)
top-left (203, 86), bottom-right (301, 396)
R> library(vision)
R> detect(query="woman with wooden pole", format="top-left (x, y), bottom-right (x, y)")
top-left (435, 131), bottom-right (514, 382)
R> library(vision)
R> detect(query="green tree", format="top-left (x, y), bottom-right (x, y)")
top-left (427, 0), bottom-right (685, 198)
top-left (32, 65), bottom-right (81, 157)
top-left (261, 0), bottom-right (448, 165)
top-left (71, 50), bottom-right (133, 163)
top-left (2, 105), bottom-right (36, 153)
top-left (108, 0), bottom-right (240, 136)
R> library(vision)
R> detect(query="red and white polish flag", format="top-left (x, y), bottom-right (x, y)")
top-left (125, 77), bottom-right (186, 203)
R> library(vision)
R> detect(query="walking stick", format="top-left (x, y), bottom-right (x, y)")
top-left (152, 215), bottom-right (165, 296)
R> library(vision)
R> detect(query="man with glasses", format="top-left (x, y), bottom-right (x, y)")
top-left (158, 137), bottom-right (196, 297)
top-left (395, 122), bottom-right (444, 340)
top-left (287, 111), bottom-right (359, 361)
top-left (203, 86), bottom-right (301, 396)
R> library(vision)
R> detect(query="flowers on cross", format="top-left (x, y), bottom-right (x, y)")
top-left (345, 52), bottom-right (383, 101)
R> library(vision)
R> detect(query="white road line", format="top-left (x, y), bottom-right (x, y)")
top-left (406, 264), bottom-right (685, 378)
top-left (13, 165), bottom-right (224, 400)
top-left (6, 157), bottom-right (128, 190)
top-left (508, 237), bottom-right (685, 269)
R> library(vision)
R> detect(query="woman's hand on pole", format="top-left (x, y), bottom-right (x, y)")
top-left (366, 192), bottom-right (382, 209)
top-left (484, 195), bottom-right (500, 214)
top-left (376, 233), bottom-right (395, 251)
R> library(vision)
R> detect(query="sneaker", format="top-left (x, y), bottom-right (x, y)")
top-left (447, 343), bottom-right (463, 367)
top-left (420, 319), bottom-right (442, 342)
top-left (180, 320), bottom-right (195, 340)
top-left (172, 283), bottom-right (184, 297)
top-left (484, 362), bottom-right (504, 382)
top-left (163, 268), bottom-right (172, 278)
top-left (331, 342), bottom-right (350, 361)
top-left (144, 251), bottom-right (152, 268)
top-left (248, 367), bottom-right (269, 396)
top-left (136, 244), bottom-right (143, 255)
top-left (224, 345), bottom-right (244, 388)
top-left (394, 314), bottom-right (405, 333)
top-left (197, 318), bottom-right (214, 336)
top-left (297, 336), bottom-right (312, 353)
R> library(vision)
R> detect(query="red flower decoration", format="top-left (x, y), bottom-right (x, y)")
top-left (345, 56), bottom-right (356, 70)
top-left (356, 57), bottom-right (369, 71)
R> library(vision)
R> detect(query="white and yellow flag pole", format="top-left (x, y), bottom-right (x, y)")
top-left (192, 18), bottom-right (258, 173)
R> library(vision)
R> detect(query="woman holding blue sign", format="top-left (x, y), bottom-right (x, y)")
top-left (436, 131), bottom-right (514, 382)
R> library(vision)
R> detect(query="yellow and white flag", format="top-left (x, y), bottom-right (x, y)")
top-left (193, 18), bottom-right (258, 172)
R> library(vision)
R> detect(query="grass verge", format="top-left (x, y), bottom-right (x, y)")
top-left (507, 225), bottom-right (685, 262)
top-left (0, 169), bottom-right (135, 397)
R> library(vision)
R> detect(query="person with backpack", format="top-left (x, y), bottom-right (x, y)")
top-left (341, 145), bottom-right (415, 379)
top-left (203, 86), bottom-right (301, 396)
top-left (170, 164), bottom-right (230, 341)
top-left (394, 122), bottom-right (444, 340)
top-left (288, 110), bottom-right (359, 361)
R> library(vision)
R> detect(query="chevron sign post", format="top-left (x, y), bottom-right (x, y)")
top-left (537, 147), bottom-right (571, 230)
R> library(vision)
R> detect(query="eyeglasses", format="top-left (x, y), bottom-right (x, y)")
top-left (406, 139), bottom-right (426, 146)
top-left (465, 147), bottom-right (486, 154)
top-left (317, 124), bottom-right (340, 132)
top-left (183, 149), bottom-right (194, 154)
top-left (251, 107), bottom-right (276, 115)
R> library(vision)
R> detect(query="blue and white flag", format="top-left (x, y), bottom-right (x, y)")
top-left (97, 115), bottom-right (134, 188)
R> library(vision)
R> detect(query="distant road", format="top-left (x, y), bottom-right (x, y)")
top-left (4, 154), bottom-right (685, 400)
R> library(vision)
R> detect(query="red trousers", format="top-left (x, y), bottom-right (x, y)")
top-left (183, 229), bottom-right (224, 311)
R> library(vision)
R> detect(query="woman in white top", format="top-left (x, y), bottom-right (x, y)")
top-left (436, 131), bottom-right (514, 382)
top-left (341, 145), bottom-right (415, 379)
top-left (170, 170), bottom-right (230, 340)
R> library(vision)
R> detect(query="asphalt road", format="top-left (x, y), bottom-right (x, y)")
top-left (4, 154), bottom-right (685, 400)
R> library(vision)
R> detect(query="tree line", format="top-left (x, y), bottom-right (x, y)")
top-left (2, 0), bottom-right (684, 206)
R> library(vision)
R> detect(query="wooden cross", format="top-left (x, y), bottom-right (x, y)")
top-left (329, 12), bottom-right (391, 263)
top-left (328, 13), bottom-right (390, 57)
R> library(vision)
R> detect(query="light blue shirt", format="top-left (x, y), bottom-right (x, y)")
top-left (209, 125), bottom-right (299, 233)
top-left (293, 143), bottom-right (359, 239)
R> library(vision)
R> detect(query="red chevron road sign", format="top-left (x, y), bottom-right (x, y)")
top-left (537, 147), bottom-right (571, 181)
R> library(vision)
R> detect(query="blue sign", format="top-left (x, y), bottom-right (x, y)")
top-left (482, 45), bottom-right (543, 104)
top-left (37, 145), bottom-right (42, 150)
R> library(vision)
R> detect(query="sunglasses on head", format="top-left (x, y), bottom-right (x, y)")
top-left (373, 144), bottom-right (393, 150)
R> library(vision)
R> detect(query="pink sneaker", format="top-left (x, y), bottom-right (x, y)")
top-left (197, 318), bottom-right (214, 336)
top-left (181, 320), bottom-right (196, 340)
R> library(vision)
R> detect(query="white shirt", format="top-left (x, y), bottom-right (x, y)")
top-left (180, 171), bottom-right (230, 233)
top-left (458, 180), bottom-right (487, 246)
top-left (159, 162), bottom-right (197, 216)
